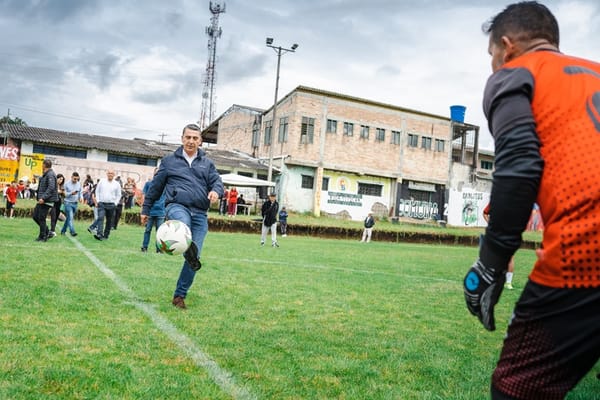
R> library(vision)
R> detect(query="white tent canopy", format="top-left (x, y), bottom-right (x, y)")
top-left (219, 173), bottom-right (275, 187)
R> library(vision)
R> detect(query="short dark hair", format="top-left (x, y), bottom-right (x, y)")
top-left (483, 1), bottom-right (559, 47)
top-left (72, 172), bottom-right (79, 177)
top-left (43, 159), bottom-right (52, 168)
top-left (182, 123), bottom-right (201, 136)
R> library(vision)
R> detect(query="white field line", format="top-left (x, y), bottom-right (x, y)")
top-left (69, 237), bottom-right (257, 400)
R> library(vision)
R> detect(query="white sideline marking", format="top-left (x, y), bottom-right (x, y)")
top-left (70, 238), bottom-right (256, 400)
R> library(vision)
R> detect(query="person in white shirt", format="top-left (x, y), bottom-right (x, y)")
top-left (89, 169), bottom-right (122, 240)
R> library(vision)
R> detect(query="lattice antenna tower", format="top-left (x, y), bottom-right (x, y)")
top-left (199, 1), bottom-right (226, 130)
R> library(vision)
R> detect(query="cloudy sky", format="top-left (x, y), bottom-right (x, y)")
top-left (1, 0), bottom-right (599, 149)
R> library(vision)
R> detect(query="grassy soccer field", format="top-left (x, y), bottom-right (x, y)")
top-left (0, 218), bottom-right (597, 399)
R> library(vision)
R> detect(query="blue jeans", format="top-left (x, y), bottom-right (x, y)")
top-left (142, 215), bottom-right (165, 249)
top-left (166, 204), bottom-right (208, 298)
top-left (61, 201), bottom-right (78, 235)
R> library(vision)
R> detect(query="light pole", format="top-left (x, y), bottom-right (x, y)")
top-left (265, 37), bottom-right (298, 183)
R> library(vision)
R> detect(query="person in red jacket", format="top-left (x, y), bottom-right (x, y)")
top-left (4, 181), bottom-right (18, 218)
top-left (227, 186), bottom-right (238, 217)
top-left (463, 2), bottom-right (600, 399)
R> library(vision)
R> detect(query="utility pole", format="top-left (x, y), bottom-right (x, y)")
top-left (265, 38), bottom-right (298, 183)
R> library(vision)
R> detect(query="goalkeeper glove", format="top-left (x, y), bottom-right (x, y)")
top-left (463, 259), bottom-right (505, 331)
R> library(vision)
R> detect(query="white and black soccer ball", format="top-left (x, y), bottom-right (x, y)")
top-left (155, 220), bottom-right (192, 255)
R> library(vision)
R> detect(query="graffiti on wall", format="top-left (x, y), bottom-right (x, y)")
top-left (397, 198), bottom-right (439, 220)
top-left (461, 192), bottom-right (484, 226)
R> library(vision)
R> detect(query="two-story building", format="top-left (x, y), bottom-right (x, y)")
top-left (204, 86), bottom-right (486, 221)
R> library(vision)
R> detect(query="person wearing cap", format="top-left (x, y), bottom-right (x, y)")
top-left (261, 193), bottom-right (280, 247)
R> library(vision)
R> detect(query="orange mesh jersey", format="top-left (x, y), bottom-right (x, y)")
top-left (503, 51), bottom-right (600, 288)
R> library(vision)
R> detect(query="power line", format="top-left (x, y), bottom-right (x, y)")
top-left (0, 101), bottom-right (168, 134)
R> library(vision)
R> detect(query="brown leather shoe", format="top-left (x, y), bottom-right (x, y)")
top-left (172, 296), bottom-right (186, 309)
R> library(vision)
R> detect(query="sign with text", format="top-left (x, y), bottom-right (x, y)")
top-left (0, 145), bottom-right (19, 161)
top-left (18, 153), bottom-right (45, 180)
top-left (0, 160), bottom-right (19, 183)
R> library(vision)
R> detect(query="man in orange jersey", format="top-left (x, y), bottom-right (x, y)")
top-left (463, 2), bottom-right (600, 399)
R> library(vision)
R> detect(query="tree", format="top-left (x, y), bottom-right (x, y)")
top-left (0, 116), bottom-right (28, 126)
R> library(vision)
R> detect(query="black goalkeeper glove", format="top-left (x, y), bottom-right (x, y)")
top-left (463, 259), bottom-right (505, 331)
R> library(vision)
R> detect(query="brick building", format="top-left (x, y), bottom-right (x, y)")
top-left (204, 86), bottom-right (487, 221)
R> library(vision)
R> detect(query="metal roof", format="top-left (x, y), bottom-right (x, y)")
top-left (0, 123), bottom-right (267, 171)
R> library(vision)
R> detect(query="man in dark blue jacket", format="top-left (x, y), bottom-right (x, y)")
top-left (33, 159), bottom-right (59, 242)
top-left (141, 124), bottom-right (224, 309)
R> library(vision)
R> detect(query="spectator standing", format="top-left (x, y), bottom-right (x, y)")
top-left (89, 170), bottom-right (121, 241)
top-left (227, 186), bottom-right (238, 217)
top-left (219, 188), bottom-right (228, 215)
top-left (32, 160), bottom-right (58, 242)
top-left (112, 176), bottom-right (125, 230)
top-left (141, 170), bottom-right (166, 253)
top-left (261, 193), bottom-right (279, 247)
top-left (123, 177), bottom-right (136, 209)
top-left (279, 206), bottom-right (288, 237)
top-left (141, 123), bottom-right (223, 309)
top-left (49, 174), bottom-right (65, 237)
top-left (361, 212), bottom-right (375, 243)
top-left (4, 181), bottom-right (18, 218)
top-left (61, 172), bottom-right (82, 236)
top-left (28, 177), bottom-right (38, 199)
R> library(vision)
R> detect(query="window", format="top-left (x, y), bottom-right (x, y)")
top-left (264, 120), bottom-right (272, 145)
top-left (435, 139), bottom-right (445, 152)
top-left (300, 117), bottom-right (315, 144)
top-left (409, 189), bottom-right (433, 202)
top-left (343, 122), bottom-right (354, 136)
top-left (376, 128), bottom-right (385, 142)
top-left (301, 174), bottom-right (314, 189)
top-left (481, 160), bottom-right (494, 170)
top-left (238, 171), bottom-right (253, 177)
top-left (251, 122), bottom-right (260, 147)
top-left (392, 130), bottom-right (401, 145)
top-left (322, 177), bottom-right (329, 191)
top-left (326, 119), bottom-right (337, 133)
top-left (358, 182), bottom-right (382, 196)
top-left (278, 116), bottom-right (288, 143)
top-left (407, 134), bottom-right (418, 147)
top-left (107, 153), bottom-right (157, 166)
top-left (360, 125), bottom-right (369, 139)
top-left (33, 144), bottom-right (87, 159)
top-left (421, 136), bottom-right (432, 150)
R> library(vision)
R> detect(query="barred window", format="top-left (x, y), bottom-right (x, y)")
top-left (376, 128), bottom-right (385, 142)
top-left (358, 182), bottom-right (382, 196)
top-left (481, 160), bottom-right (494, 170)
top-left (301, 174), bottom-right (314, 189)
top-left (322, 176), bottom-right (329, 191)
top-left (300, 117), bottom-right (315, 144)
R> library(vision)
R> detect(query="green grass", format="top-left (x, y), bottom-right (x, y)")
top-left (0, 218), bottom-right (595, 399)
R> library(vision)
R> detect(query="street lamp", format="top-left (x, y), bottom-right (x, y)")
top-left (265, 38), bottom-right (298, 183)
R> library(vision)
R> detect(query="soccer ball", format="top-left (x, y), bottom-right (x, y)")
top-left (155, 220), bottom-right (192, 255)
